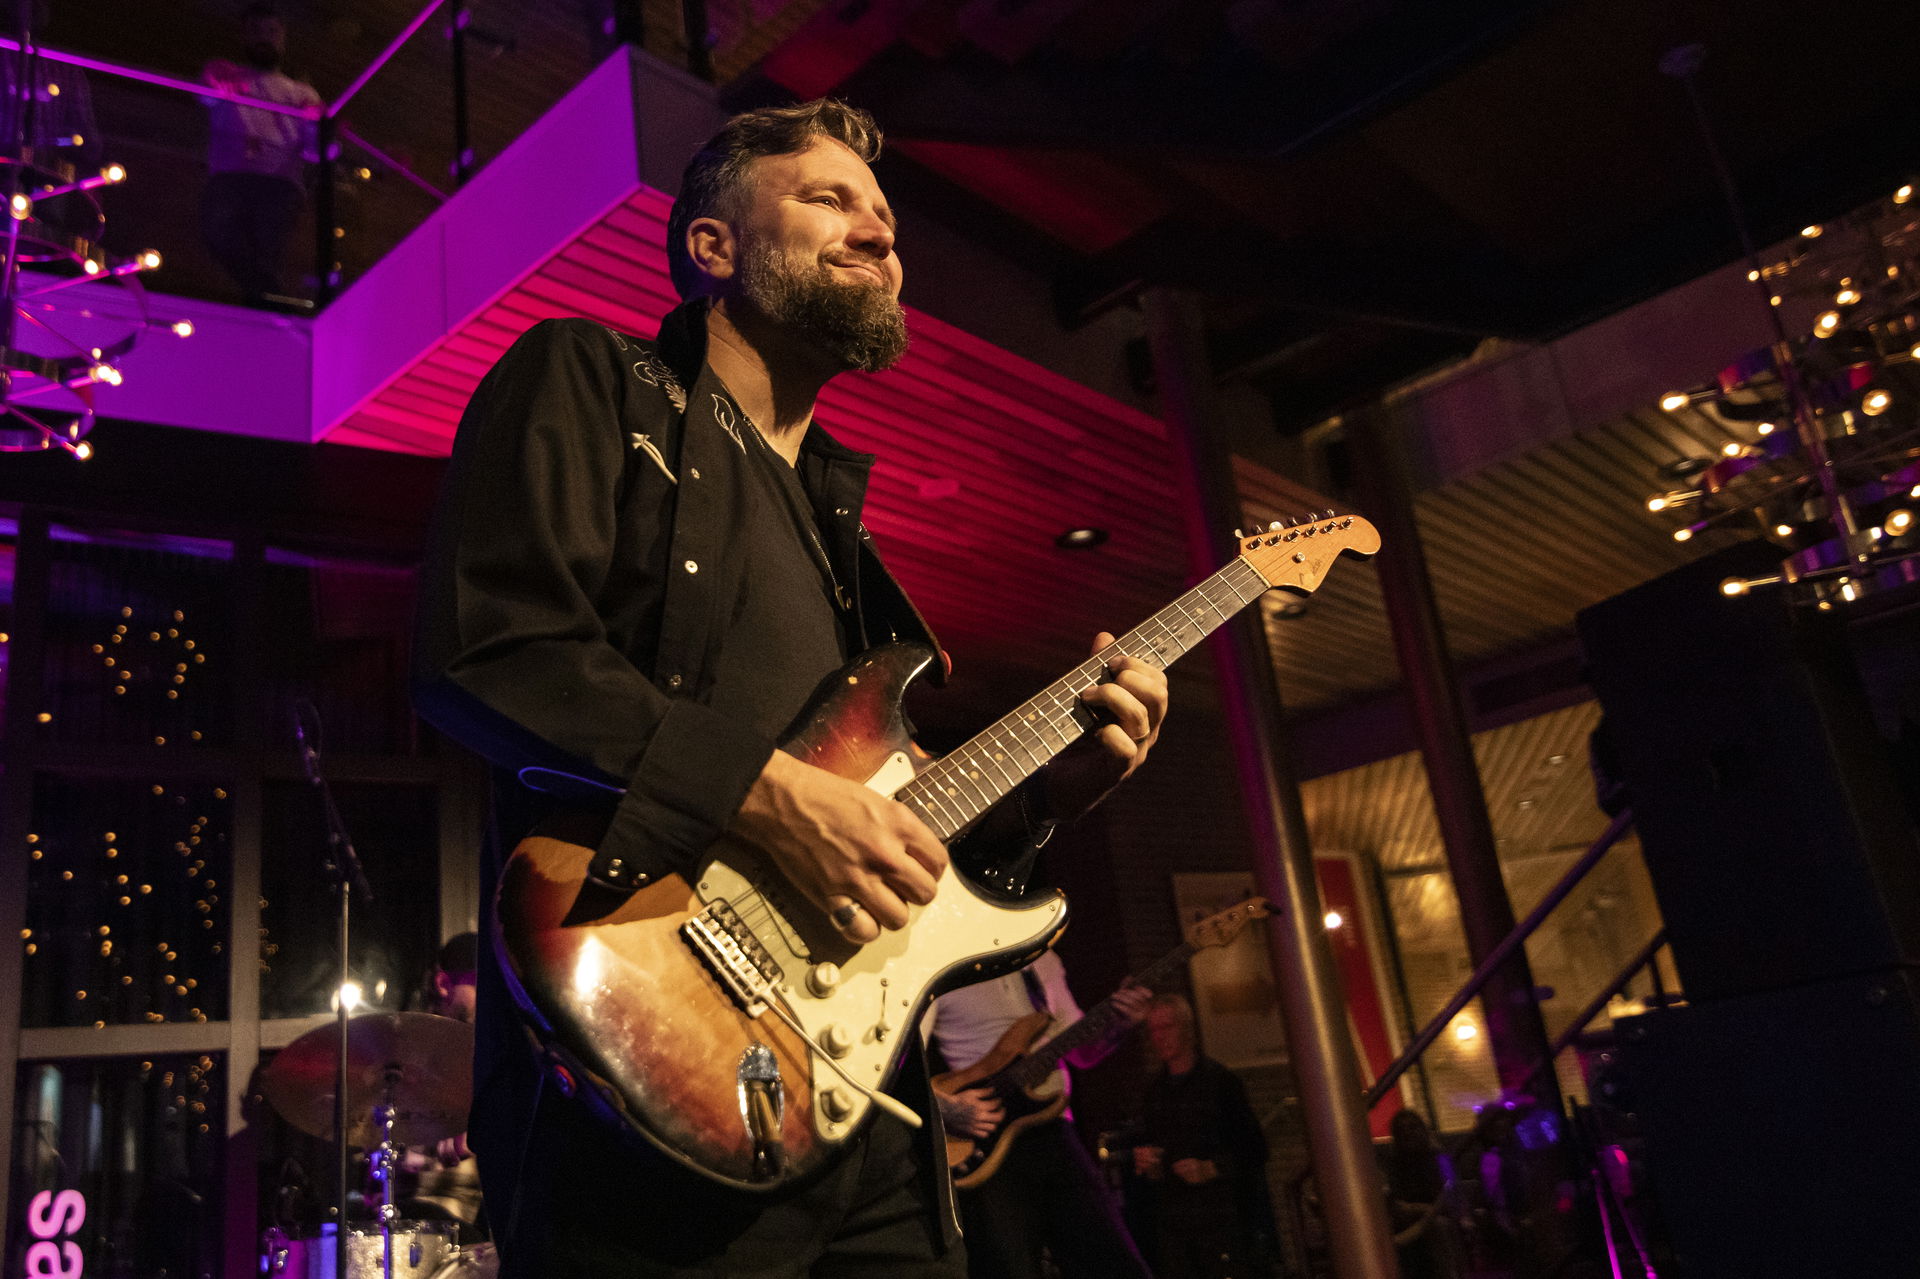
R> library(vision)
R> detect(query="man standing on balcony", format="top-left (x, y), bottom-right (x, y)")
top-left (413, 99), bottom-right (1169, 1277)
top-left (200, 3), bottom-right (320, 306)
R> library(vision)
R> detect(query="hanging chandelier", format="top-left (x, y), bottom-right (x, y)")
top-left (1644, 178), bottom-right (1920, 608)
top-left (1, 42), bottom-right (190, 459)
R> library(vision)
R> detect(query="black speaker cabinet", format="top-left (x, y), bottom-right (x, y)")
top-left (1615, 969), bottom-right (1920, 1277)
top-left (1577, 542), bottom-right (1920, 999)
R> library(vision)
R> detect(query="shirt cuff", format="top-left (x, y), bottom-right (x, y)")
top-left (591, 698), bottom-right (775, 889)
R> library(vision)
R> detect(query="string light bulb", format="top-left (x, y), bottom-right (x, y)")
top-left (137, 250), bottom-right (161, 270)
top-left (1721, 577), bottom-right (1749, 596)
top-left (1862, 388), bottom-right (1892, 416)
top-left (1756, 421), bottom-right (1776, 435)
top-left (1888, 509), bottom-right (1914, 535)
top-left (1323, 910), bottom-right (1343, 930)
top-left (1898, 184), bottom-right (1915, 205)
top-left (1802, 224), bottom-right (1824, 238)
top-left (1835, 287), bottom-right (1862, 306)
top-left (103, 163), bottom-right (126, 183)
top-left (1814, 310), bottom-right (1842, 337)
top-left (171, 320), bottom-right (193, 338)
top-left (1774, 523), bottom-right (1795, 538)
top-left (1659, 391), bottom-right (1691, 412)
top-left (7, 192), bottom-right (28, 219)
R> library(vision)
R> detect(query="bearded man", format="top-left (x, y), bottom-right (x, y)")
top-left (413, 100), bottom-right (1168, 1277)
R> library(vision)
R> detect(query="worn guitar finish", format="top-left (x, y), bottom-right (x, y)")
top-left (495, 514), bottom-right (1379, 1191)
top-left (935, 897), bottom-right (1272, 1188)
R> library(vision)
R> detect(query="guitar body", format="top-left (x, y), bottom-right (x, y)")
top-left (494, 644), bottom-right (1071, 1191)
top-left (934, 1012), bottom-right (1069, 1188)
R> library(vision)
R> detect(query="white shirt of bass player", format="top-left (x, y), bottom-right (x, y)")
top-left (922, 950), bottom-right (1083, 1101)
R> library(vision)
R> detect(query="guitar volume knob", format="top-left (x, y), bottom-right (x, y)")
top-left (820, 1087), bottom-right (854, 1121)
top-left (806, 962), bottom-right (842, 997)
top-left (819, 1023), bottom-right (855, 1058)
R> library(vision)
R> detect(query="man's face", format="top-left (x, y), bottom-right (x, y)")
top-left (243, 16), bottom-right (286, 68)
top-left (1146, 1007), bottom-right (1193, 1063)
top-left (725, 137), bottom-right (909, 372)
top-left (432, 970), bottom-right (477, 1024)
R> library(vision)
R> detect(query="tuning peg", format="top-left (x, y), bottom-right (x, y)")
top-left (1233, 528), bottom-right (1244, 540)
top-left (1268, 521), bottom-right (1282, 531)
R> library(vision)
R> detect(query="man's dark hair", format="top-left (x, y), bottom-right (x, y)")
top-left (436, 931), bottom-right (479, 978)
top-left (666, 99), bottom-right (883, 300)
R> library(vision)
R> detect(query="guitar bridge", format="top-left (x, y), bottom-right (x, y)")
top-left (683, 899), bottom-right (784, 1016)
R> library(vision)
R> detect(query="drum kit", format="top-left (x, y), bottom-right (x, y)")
top-left (257, 1011), bottom-right (495, 1279)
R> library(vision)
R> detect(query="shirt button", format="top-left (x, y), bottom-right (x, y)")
top-left (665, 674), bottom-right (683, 690)
top-left (683, 559), bottom-right (699, 574)
top-left (834, 507), bottom-right (850, 517)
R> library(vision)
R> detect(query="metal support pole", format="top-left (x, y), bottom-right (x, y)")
top-left (1343, 399), bottom-right (1560, 1106)
top-left (314, 112), bottom-right (338, 305)
top-left (680, 0), bottom-right (713, 81)
top-left (1144, 288), bottom-right (1399, 1279)
top-left (448, 0), bottom-right (473, 186)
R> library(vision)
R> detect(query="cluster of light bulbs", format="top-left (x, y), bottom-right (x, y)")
top-left (1644, 177), bottom-right (1920, 606)
top-left (1, 157), bottom-right (196, 460)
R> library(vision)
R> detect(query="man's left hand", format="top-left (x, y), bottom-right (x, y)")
top-left (1110, 980), bottom-right (1153, 1027)
top-left (1046, 632), bottom-right (1169, 822)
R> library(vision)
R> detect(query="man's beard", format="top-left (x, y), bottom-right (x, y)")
top-left (737, 239), bottom-right (909, 374)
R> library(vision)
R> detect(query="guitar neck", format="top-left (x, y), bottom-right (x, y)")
top-left (1002, 941), bottom-right (1200, 1090)
top-left (898, 557), bottom-right (1270, 841)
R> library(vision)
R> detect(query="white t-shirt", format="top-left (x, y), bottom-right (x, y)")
top-left (205, 68), bottom-right (321, 184)
top-left (923, 950), bottom-right (1084, 1098)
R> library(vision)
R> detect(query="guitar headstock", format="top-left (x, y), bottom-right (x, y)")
top-left (1237, 513), bottom-right (1381, 595)
top-left (1186, 897), bottom-right (1273, 951)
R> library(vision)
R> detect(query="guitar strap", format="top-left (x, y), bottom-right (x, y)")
top-left (1019, 966), bottom-right (1051, 1015)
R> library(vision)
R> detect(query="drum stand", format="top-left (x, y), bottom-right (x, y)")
top-left (295, 700), bottom-right (371, 1279)
top-left (371, 1074), bottom-right (401, 1279)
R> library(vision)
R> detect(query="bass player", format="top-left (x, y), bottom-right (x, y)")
top-left (412, 99), bottom-right (1169, 1278)
top-left (925, 953), bottom-right (1155, 1279)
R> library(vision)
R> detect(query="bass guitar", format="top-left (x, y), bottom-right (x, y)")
top-left (935, 896), bottom-right (1272, 1188)
top-left (494, 513), bottom-right (1378, 1190)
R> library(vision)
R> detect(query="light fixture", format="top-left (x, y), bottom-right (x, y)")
top-left (1454, 1021), bottom-right (1479, 1043)
top-left (1323, 910), bottom-right (1343, 930)
top-left (0, 139), bottom-right (173, 460)
top-left (1054, 527), bottom-right (1108, 550)
top-left (1641, 174), bottom-right (1920, 608)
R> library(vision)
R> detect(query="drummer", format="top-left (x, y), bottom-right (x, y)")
top-left (399, 933), bottom-right (486, 1239)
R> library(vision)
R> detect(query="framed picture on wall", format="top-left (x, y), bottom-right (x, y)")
top-left (1172, 859), bottom-right (1414, 1132)
top-left (1171, 871), bottom-right (1289, 1069)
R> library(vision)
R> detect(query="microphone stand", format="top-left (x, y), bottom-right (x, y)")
top-left (295, 700), bottom-right (372, 1279)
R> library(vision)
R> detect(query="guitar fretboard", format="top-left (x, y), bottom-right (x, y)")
top-left (1000, 939), bottom-right (1202, 1092)
top-left (897, 557), bottom-right (1270, 841)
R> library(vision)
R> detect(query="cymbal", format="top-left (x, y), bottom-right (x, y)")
top-left (262, 1012), bottom-right (473, 1148)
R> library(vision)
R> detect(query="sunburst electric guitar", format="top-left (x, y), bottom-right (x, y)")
top-left (494, 513), bottom-right (1378, 1190)
top-left (936, 896), bottom-right (1273, 1188)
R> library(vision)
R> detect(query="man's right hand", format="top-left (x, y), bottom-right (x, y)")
top-left (937, 1087), bottom-right (1005, 1140)
top-left (732, 750), bottom-right (947, 944)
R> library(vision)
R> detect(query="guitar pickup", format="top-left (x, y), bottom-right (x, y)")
top-left (683, 899), bottom-right (784, 1017)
